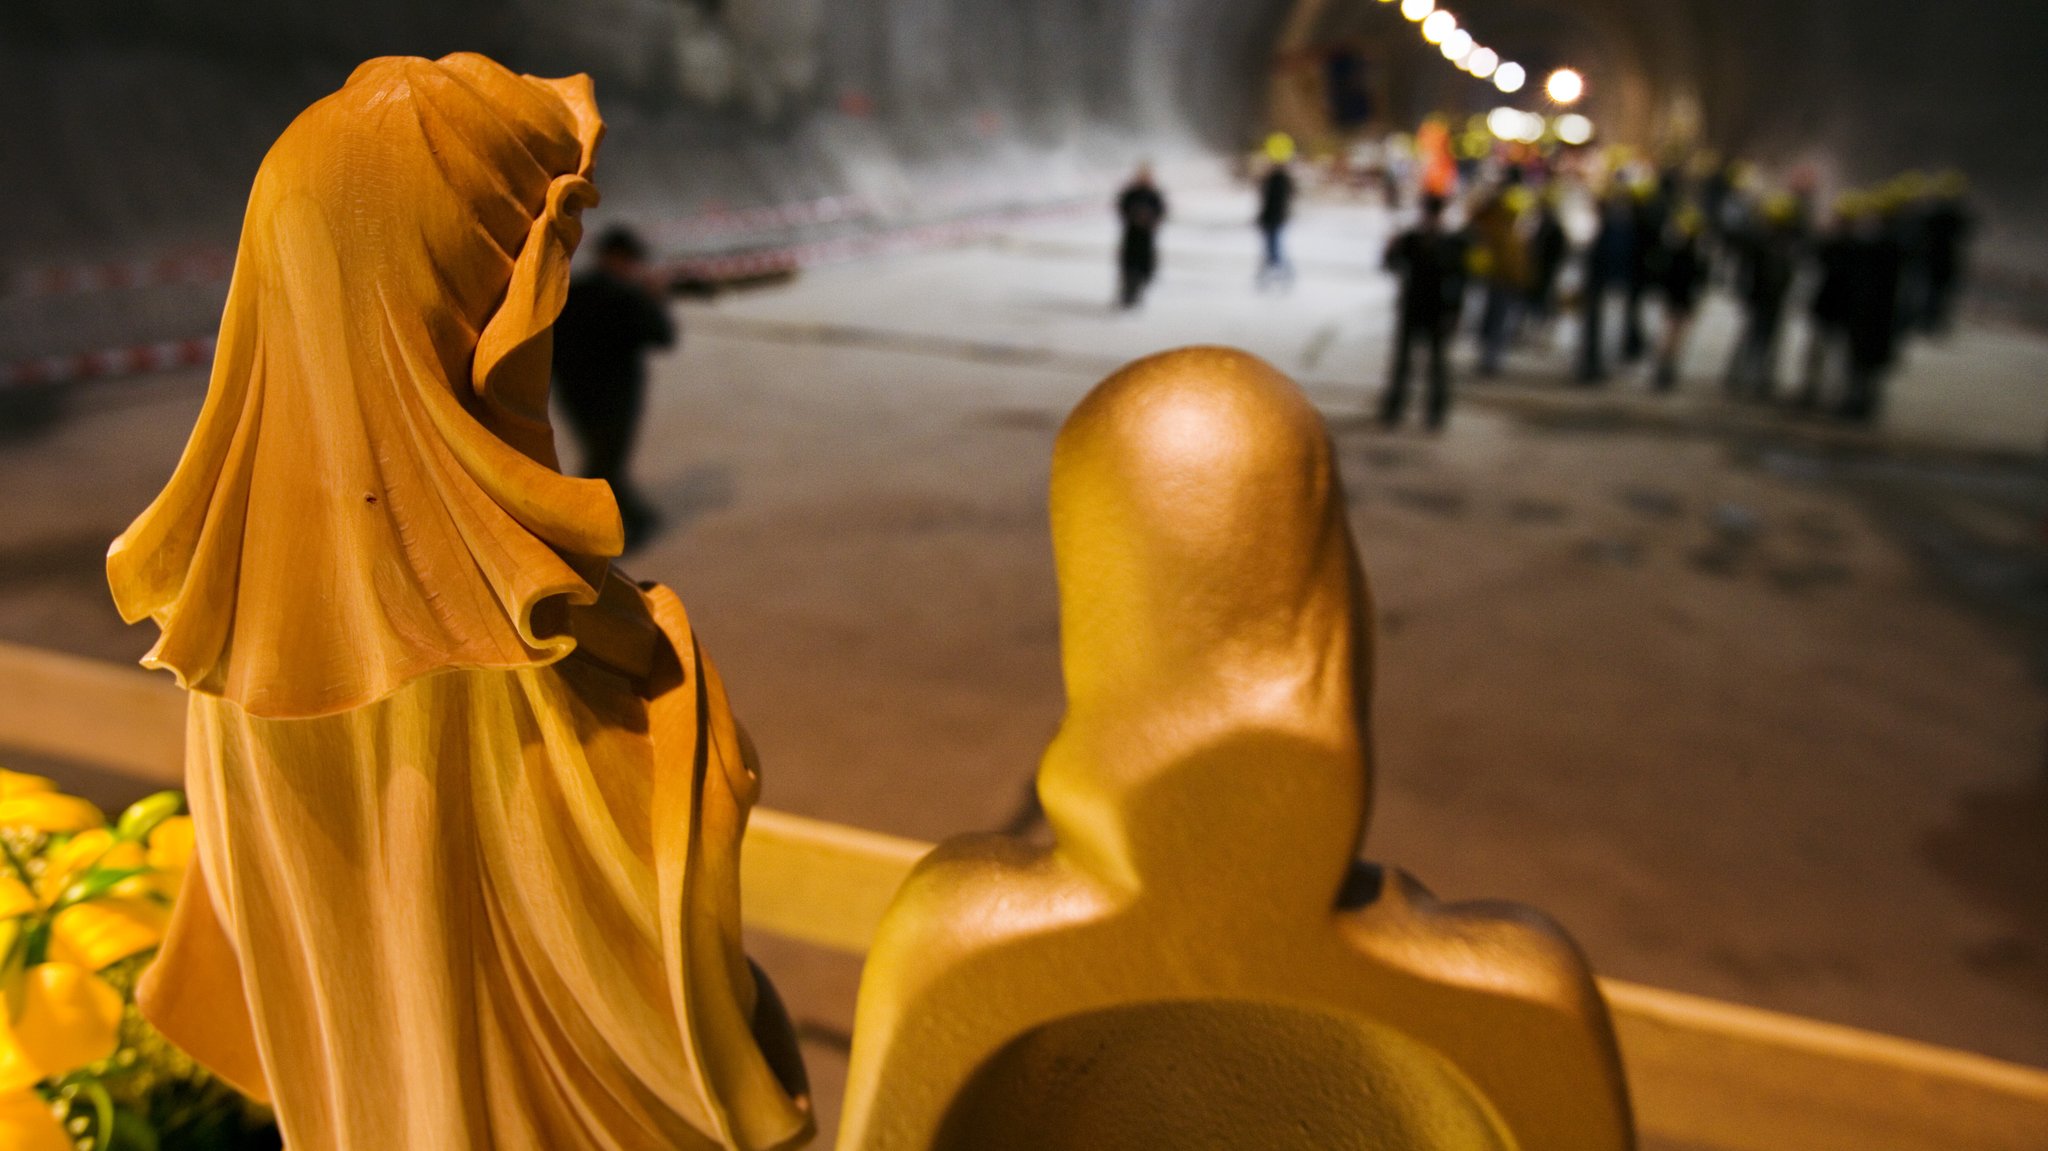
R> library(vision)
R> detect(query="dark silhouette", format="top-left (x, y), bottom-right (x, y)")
top-left (552, 226), bottom-right (676, 550)
top-left (1841, 205), bottom-right (1906, 422)
top-left (1116, 165), bottom-right (1168, 308)
top-left (1653, 208), bottom-right (1711, 391)
top-left (1620, 172), bottom-right (1675, 363)
top-left (1724, 197), bottom-right (1803, 400)
top-left (1918, 176), bottom-right (1975, 333)
top-left (1797, 208), bottom-right (1857, 411)
top-left (1256, 161), bottom-right (1296, 289)
top-left (1469, 175), bottom-right (1529, 377)
top-left (1379, 195), bottom-right (1467, 430)
top-left (1577, 185), bottom-right (1637, 384)
top-left (1524, 193), bottom-right (1569, 329)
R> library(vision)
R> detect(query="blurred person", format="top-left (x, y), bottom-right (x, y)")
top-left (1919, 171), bottom-right (1975, 333)
top-left (1416, 117), bottom-right (1459, 201)
top-left (1255, 152), bottom-right (1298, 289)
top-left (1378, 194), bottom-right (1467, 430)
top-left (1840, 198), bottom-right (1907, 422)
top-left (1116, 163), bottom-right (1168, 308)
top-left (1577, 183), bottom-right (1637, 384)
top-left (1797, 198), bottom-right (1859, 411)
top-left (1468, 174), bottom-right (1531, 376)
top-left (1524, 189), bottom-right (1570, 330)
top-left (1723, 194), bottom-right (1802, 400)
top-left (1619, 170), bottom-right (1675, 363)
top-left (1884, 172), bottom-right (1932, 331)
top-left (553, 225), bottom-right (676, 551)
top-left (1653, 206), bottom-right (1711, 391)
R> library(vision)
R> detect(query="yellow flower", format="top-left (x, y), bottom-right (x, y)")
top-left (48, 898), bottom-right (168, 971)
top-left (144, 815), bottom-right (196, 899)
top-left (33, 831), bottom-right (141, 908)
top-left (0, 1086), bottom-right (69, 1151)
top-left (0, 791), bottom-right (103, 835)
top-left (0, 772), bottom-right (55, 799)
top-left (0, 963), bottom-right (123, 1092)
top-left (0, 877), bottom-right (33, 921)
top-left (0, 771), bottom-right (101, 835)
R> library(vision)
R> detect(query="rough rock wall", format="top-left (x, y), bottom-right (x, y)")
top-left (1, 0), bottom-right (1291, 267)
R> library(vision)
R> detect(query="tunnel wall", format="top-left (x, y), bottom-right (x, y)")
top-left (5, 0), bottom-right (2043, 298)
top-left (0, 0), bottom-right (1293, 268)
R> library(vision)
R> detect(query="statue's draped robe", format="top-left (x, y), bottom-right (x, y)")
top-left (105, 54), bottom-right (809, 1151)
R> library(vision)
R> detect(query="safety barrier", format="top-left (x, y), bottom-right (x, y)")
top-left (1, 638), bottom-right (2041, 1149)
top-left (1, 198), bottom-right (1092, 390)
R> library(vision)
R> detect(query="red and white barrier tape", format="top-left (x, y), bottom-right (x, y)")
top-left (4, 199), bottom-right (1094, 390)
top-left (648, 194), bottom-right (872, 245)
top-left (8, 251), bottom-right (236, 299)
top-left (661, 199), bottom-right (1093, 283)
top-left (4, 197), bottom-right (871, 300)
top-left (2, 337), bottom-right (215, 391)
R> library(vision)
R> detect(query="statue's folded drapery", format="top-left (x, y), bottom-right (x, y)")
top-left (105, 53), bottom-right (809, 1150)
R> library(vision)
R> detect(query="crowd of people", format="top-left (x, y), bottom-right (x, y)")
top-left (1113, 148), bottom-right (1976, 434)
top-left (1373, 156), bottom-right (1976, 430)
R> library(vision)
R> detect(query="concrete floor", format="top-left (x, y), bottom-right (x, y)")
top-left (3, 185), bottom-right (2046, 1140)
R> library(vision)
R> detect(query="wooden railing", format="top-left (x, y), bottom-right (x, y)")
top-left (3, 639), bottom-right (2045, 1150)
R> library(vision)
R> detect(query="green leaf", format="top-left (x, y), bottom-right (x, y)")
top-left (114, 794), bottom-right (183, 844)
top-left (57, 868), bottom-right (151, 910)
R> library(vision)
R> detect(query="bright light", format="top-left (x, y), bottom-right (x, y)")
top-left (1555, 112), bottom-right (1594, 145)
top-left (1466, 47), bottom-right (1499, 78)
top-left (1441, 29), bottom-right (1474, 62)
top-left (1484, 107), bottom-right (1544, 143)
top-left (1420, 10), bottom-right (1457, 43)
top-left (1545, 67), bottom-right (1585, 104)
top-left (1494, 61), bottom-right (1526, 93)
top-left (1400, 0), bottom-right (1433, 21)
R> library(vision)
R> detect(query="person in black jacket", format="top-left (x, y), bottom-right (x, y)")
top-left (1796, 201), bottom-right (1858, 412)
top-left (1918, 172), bottom-right (1974, 334)
top-left (1723, 196), bottom-right (1803, 400)
top-left (1256, 159), bottom-right (1297, 289)
top-left (1116, 165), bottom-right (1168, 308)
top-left (1378, 194), bottom-right (1467, 430)
top-left (1524, 191), bottom-right (1569, 330)
top-left (1653, 207), bottom-right (1711, 391)
top-left (552, 225), bottom-right (676, 550)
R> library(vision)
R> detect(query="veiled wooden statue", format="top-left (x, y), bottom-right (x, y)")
top-left (838, 347), bottom-right (1634, 1150)
top-left (106, 53), bottom-right (810, 1151)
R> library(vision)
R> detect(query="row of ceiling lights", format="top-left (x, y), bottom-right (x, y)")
top-left (1382, 0), bottom-right (1585, 106)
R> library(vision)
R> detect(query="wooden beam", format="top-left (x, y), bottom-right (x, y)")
top-left (4, 641), bottom-right (2045, 1148)
top-left (0, 640), bottom-right (183, 785)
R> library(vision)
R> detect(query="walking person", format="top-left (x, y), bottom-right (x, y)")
top-left (1577, 183), bottom-right (1636, 384)
top-left (1469, 175), bottom-right (1530, 376)
top-left (1918, 171), bottom-right (1974, 334)
top-left (1524, 189), bottom-right (1569, 332)
top-left (1796, 199), bottom-right (1858, 411)
top-left (1840, 199), bottom-right (1906, 422)
top-left (1116, 164), bottom-right (1168, 308)
top-left (1378, 194), bottom-right (1467, 430)
top-left (1653, 207), bottom-right (1711, 391)
top-left (552, 225), bottom-right (676, 550)
top-left (1723, 196), bottom-right (1802, 400)
top-left (1256, 152), bottom-right (1297, 289)
top-left (1620, 172), bottom-right (1674, 364)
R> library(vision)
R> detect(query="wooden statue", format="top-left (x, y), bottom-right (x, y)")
top-left (837, 347), bottom-right (1635, 1150)
top-left (106, 54), bottom-right (811, 1151)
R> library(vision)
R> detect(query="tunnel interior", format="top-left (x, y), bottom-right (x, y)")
top-left (4, 0), bottom-right (2045, 285)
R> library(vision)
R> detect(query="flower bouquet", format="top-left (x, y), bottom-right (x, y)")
top-left (0, 770), bottom-right (274, 1150)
